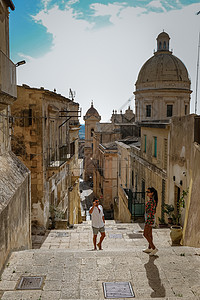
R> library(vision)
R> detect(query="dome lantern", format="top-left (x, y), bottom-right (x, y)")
top-left (156, 31), bottom-right (170, 52)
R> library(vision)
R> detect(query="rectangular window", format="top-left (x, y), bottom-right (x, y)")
top-left (153, 136), bottom-right (157, 158)
top-left (135, 174), bottom-right (138, 192)
top-left (185, 105), bottom-right (188, 115)
top-left (164, 138), bottom-right (168, 169)
top-left (131, 170), bottom-right (134, 187)
top-left (167, 105), bottom-right (173, 117)
top-left (144, 135), bottom-right (147, 153)
top-left (146, 105), bottom-right (151, 117)
top-left (119, 161), bottom-right (121, 178)
top-left (142, 179), bottom-right (145, 200)
top-left (28, 109), bottom-right (32, 126)
top-left (70, 141), bottom-right (75, 156)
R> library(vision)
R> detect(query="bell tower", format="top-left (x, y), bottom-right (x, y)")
top-left (83, 101), bottom-right (101, 181)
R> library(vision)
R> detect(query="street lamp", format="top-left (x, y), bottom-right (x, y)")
top-left (15, 60), bottom-right (26, 67)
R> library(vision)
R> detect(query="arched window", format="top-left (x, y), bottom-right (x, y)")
top-left (91, 128), bottom-right (94, 137)
top-left (159, 42), bottom-right (162, 49)
top-left (163, 41), bottom-right (166, 49)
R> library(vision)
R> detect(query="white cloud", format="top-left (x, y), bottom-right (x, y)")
top-left (17, 3), bottom-right (200, 122)
top-left (68, 0), bottom-right (79, 5)
top-left (146, 0), bottom-right (166, 12)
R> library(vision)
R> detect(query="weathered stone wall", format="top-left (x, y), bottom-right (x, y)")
top-left (184, 143), bottom-right (200, 247)
top-left (115, 186), bottom-right (131, 223)
top-left (0, 152), bottom-right (31, 273)
top-left (168, 115), bottom-right (200, 247)
top-left (0, 107), bottom-right (10, 155)
top-left (127, 133), bottom-right (168, 225)
top-left (0, 1), bottom-right (9, 56)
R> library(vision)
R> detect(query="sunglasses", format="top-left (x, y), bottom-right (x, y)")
top-left (146, 191), bottom-right (151, 193)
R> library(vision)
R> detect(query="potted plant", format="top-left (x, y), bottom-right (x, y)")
top-left (170, 189), bottom-right (188, 246)
top-left (163, 204), bottom-right (174, 225)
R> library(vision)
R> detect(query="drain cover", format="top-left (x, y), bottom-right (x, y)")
top-left (50, 232), bottom-right (69, 237)
top-left (17, 276), bottom-right (44, 290)
top-left (103, 282), bottom-right (135, 298)
top-left (109, 233), bottom-right (122, 239)
top-left (55, 232), bottom-right (69, 237)
top-left (128, 233), bottom-right (143, 239)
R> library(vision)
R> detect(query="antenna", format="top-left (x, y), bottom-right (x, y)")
top-left (195, 32), bottom-right (200, 114)
top-left (69, 88), bottom-right (76, 101)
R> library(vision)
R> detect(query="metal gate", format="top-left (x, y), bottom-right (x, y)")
top-left (128, 190), bottom-right (145, 219)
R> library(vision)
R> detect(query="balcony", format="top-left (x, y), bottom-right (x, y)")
top-left (0, 50), bottom-right (17, 107)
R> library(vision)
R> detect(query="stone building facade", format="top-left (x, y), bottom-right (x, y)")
top-left (0, 0), bottom-right (31, 273)
top-left (85, 103), bottom-right (138, 217)
top-left (93, 142), bottom-right (118, 211)
top-left (168, 115), bottom-right (200, 247)
top-left (11, 85), bottom-right (82, 229)
top-left (115, 140), bottom-right (133, 223)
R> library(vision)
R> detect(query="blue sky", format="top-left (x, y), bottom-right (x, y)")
top-left (10, 0), bottom-right (200, 62)
top-left (10, 0), bottom-right (200, 121)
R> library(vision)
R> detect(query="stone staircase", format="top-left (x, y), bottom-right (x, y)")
top-left (0, 221), bottom-right (200, 300)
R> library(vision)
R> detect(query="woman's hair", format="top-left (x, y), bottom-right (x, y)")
top-left (147, 187), bottom-right (158, 208)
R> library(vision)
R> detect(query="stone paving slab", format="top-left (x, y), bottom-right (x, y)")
top-left (1, 221), bottom-right (200, 299)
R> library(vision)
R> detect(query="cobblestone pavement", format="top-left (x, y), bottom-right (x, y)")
top-left (1, 221), bottom-right (200, 300)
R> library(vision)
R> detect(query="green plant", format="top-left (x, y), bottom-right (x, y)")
top-left (163, 204), bottom-right (174, 218)
top-left (172, 189), bottom-right (189, 226)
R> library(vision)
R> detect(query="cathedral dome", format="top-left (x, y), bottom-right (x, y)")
top-left (136, 31), bottom-right (190, 90)
top-left (134, 32), bottom-right (191, 122)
